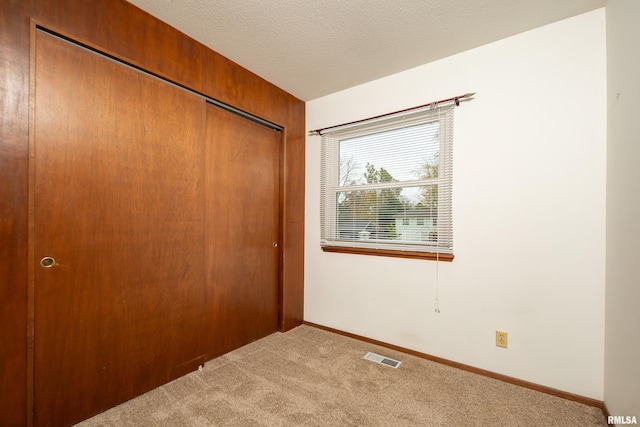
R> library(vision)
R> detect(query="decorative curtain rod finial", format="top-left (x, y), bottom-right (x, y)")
top-left (455, 92), bottom-right (476, 107)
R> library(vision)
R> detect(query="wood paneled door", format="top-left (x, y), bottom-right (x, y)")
top-left (2, 2), bottom-right (304, 426)
top-left (205, 105), bottom-right (281, 359)
top-left (32, 31), bottom-right (207, 426)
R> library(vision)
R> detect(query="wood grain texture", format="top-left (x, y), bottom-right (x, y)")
top-left (281, 101), bottom-right (307, 331)
top-left (205, 105), bottom-right (280, 359)
top-left (202, 47), bottom-right (306, 333)
top-left (32, 0), bottom-right (204, 90)
top-left (2, 1), bottom-right (305, 425)
top-left (0, 2), bottom-right (30, 426)
top-left (321, 246), bottom-right (455, 262)
top-left (202, 49), bottom-right (290, 123)
top-left (33, 32), bottom-right (207, 426)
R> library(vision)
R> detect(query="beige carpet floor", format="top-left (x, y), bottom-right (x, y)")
top-left (76, 325), bottom-right (607, 426)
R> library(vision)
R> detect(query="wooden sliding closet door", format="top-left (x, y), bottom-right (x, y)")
top-left (33, 31), bottom-right (206, 426)
top-left (205, 105), bottom-right (281, 359)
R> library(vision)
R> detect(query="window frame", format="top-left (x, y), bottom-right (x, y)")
top-left (319, 105), bottom-right (454, 261)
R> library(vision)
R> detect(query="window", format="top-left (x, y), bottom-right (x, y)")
top-left (320, 105), bottom-right (454, 261)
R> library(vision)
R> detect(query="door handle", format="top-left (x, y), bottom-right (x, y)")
top-left (40, 257), bottom-right (56, 268)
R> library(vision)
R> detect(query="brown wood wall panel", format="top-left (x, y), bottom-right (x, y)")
top-left (0, 0), bottom-right (305, 425)
top-left (0, 2), bottom-right (30, 426)
top-left (202, 49), bottom-right (290, 122)
top-left (282, 100), bottom-right (307, 331)
top-left (30, 0), bottom-right (204, 90)
top-left (201, 24), bottom-right (306, 334)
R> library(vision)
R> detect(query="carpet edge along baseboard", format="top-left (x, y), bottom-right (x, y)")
top-left (302, 321), bottom-right (604, 410)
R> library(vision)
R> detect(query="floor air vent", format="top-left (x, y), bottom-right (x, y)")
top-left (363, 352), bottom-right (402, 368)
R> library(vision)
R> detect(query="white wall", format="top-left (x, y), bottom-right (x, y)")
top-left (605, 0), bottom-right (640, 418)
top-left (305, 10), bottom-right (606, 399)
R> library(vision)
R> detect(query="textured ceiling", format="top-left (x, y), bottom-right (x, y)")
top-left (127, 0), bottom-right (606, 101)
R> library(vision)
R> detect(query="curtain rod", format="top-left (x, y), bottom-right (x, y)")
top-left (309, 92), bottom-right (475, 136)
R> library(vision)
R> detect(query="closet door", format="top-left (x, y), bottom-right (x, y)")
top-left (205, 105), bottom-right (281, 358)
top-left (33, 31), bottom-right (206, 426)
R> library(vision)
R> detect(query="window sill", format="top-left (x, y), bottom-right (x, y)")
top-left (321, 246), bottom-right (454, 262)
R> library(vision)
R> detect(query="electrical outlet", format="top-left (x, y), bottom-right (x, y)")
top-left (496, 331), bottom-right (508, 348)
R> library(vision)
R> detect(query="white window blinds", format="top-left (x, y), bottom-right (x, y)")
top-left (320, 105), bottom-right (454, 255)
